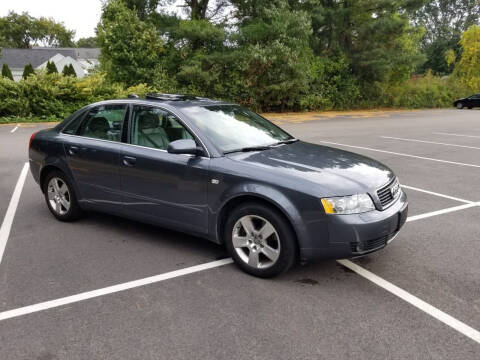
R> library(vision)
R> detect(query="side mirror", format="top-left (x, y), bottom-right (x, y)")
top-left (167, 139), bottom-right (202, 156)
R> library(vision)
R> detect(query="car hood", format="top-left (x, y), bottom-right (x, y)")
top-left (226, 141), bottom-right (395, 196)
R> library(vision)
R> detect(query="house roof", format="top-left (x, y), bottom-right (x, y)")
top-left (0, 48), bottom-right (100, 69)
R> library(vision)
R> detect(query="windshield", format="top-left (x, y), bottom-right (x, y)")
top-left (182, 105), bottom-right (294, 153)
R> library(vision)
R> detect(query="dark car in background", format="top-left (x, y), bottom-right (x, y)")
top-left (28, 94), bottom-right (408, 277)
top-left (453, 94), bottom-right (480, 109)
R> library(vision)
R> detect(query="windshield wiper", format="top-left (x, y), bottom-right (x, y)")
top-left (224, 145), bottom-right (272, 154)
top-left (224, 139), bottom-right (298, 154)
top-left (274, 138), bottom-right (298, 145)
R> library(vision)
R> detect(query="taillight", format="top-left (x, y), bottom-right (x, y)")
top-left (29, 132), bottom-right (37, 148)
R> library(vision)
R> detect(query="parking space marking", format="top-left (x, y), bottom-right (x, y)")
top-left (0, 166), bottom-right (479, 345)
top-left (433, 132), bottom-right (480, 139)
top-left (0, 198), bottom-right (479, 345)
top-left (401, 185), bottom-right (475, 204)
top-left (338, 259), bottom-right (480, 344)
top-left (406, 203), bottom-right (478, 222)
top-left (0, 258), bottom-right (233, 321)
top-left (319, 141), bottom-right (480, 168)
top-left (9, 126), bottom-right (18, 133)
top-left (0, 162), bottom-right (29, 264)
top-left (381, 136), bottom-right (480, 150)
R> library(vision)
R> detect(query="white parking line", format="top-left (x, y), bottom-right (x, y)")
top-left (406, 203), bottom-right (478, 222)
top-left (0, 201), bottom-right (478, 324)
top-left (10, 126), bottom-right (18, 133)
top-left (0, 171), bottom-right (479, 344)
top-left (401, 185), bottom-right (474, 204)
top-left (381, 136), bottom-right (480, 150)
top-left (337, 259), bottom-right (480, 344)
top-left (0, 163), bottom-right (29, 264)
top-left (320, 141), bottom-right (480, 168)
top-left (433, 132), bottom-right (480, 139)
top-left (0, 258), bottom-right (233, 321)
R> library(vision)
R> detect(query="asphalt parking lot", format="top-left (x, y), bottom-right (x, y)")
top-left (0, 109), bottom-right (479, 359)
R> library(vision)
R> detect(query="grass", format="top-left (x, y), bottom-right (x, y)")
top-left (0, 116), bottom-right (62, 124)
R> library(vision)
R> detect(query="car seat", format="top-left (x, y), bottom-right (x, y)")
top-left (87, 117), bottom-right (110, 139)
top-left (136, 112), bottom-right (169, 149)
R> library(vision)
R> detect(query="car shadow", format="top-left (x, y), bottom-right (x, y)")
top-left (68, 210), bottom-right (230, 262)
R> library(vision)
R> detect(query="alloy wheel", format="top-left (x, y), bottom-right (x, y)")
top-left (47, 177), bottom-right (71, 215)
top-left (232, 215), bottom-right (280, 269)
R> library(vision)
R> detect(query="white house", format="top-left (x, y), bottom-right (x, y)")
top-left (0, 48), bottom-right (100, 81)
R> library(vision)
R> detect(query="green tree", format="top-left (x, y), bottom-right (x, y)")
top-left (309, 0), bottom-right (425, 84)
top-left (1, 64), bottom-right (14, 80)
top-left (412, 0), bottom-right (480, 74)
top-left (455, 25), bottom-right (480, 89)
top-left (46, 61), bottom-right (59, 74)
top-left (121, 0), bottom-right (163, 20)
top-left (76, 36), bottom-right (98, 48)
top-left (231, 0), bottom-right (314, 110)
top-left (182, 0), bottom-right (230, 20)
top-left (445, 48), bottom-right (456, 72)
top-left (97, 0), bottom-right (167, 85)
top-left (22, 64), bottom-right (35, 79)
top-left (62, 64), bottom-right (77, 77)
top-left (0, 11), bottom-right (75, 48)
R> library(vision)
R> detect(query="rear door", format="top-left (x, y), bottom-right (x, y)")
top-left (120, 105), bottom-right (210, 235)
top-left (62, 104), bottom-right (127, 210)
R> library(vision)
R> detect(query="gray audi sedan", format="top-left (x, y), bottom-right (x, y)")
top-left (29, 94), bottom-right (408, 277)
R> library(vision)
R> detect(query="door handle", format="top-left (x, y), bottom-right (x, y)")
top-left (123, 156), bottom-right (137, 166)
top-left (68, 146), bottom-right (79, 155)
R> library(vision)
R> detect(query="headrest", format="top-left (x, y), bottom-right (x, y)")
top-left (88, 117), bottom-right (110, 132)
top-left (139, 112), bottom-right (158, 130)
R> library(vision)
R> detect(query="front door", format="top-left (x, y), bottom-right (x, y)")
top-left (472, 94), bottom-right (480, 107)
top-left (120, 105), bottom-right (210, 235)
top-left (63, 104), bottom-right (127, 209)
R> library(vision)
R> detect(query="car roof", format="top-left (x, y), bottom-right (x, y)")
top-left (90, 94), bottom-right (233, 109)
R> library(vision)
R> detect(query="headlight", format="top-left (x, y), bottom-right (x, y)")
top-left (321, 194), bottom-right (375, 214)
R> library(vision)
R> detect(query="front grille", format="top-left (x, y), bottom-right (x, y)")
top-left (377, 178), bottom-right (399, 208)
top-left (350, 234), bottom-right (392, 254)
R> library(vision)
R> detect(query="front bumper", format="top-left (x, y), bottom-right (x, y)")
top-left (300, 190), bottom-right (408, 262)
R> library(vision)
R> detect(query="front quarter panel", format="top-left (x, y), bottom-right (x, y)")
top-left (207, 157), bottom-right (328, 248)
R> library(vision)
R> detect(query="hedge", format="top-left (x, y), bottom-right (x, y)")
top-left (0, 71), bottom-right (475, 123)
top-left (0, 72), bottom-right (155, 121)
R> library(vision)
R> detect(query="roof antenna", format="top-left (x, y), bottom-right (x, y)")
top-left (128, 94), bottom-right (139, 99)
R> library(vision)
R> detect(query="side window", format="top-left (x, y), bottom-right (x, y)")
top-left (130, 106), bottom-right (193, 150)
top-left (77, 104), bottom-right (127, 141)
top-left (62, 110), bottom-right (87, 135)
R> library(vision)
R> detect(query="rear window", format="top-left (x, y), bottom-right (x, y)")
top-left (74, 104), bottom-right (127, 142)
top-left (62, 110), bottom-right (87, 135)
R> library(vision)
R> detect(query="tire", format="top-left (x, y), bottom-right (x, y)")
top-left (224, 202), bottom-right (297, 278)
top-left (456, 102), bottom-right (464, 109)
top-left (43, 170), bottom-right (83, 221)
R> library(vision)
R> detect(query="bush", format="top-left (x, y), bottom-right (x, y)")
top-left (46, 61), bottom-right (58, 74)
top-left (374, 73), bottom-right (472, 109)
top-left (22, 64), bottom-right (35, 79)
top-left (0, 68), bottom-right (474, 123)
top-left (2, 64), bottom-right (14, 80)
top-left (0, 77), bottom-right (28, 116)
top-left (62, 64), bottom-right (76, 77)
top-left (0, 72), bottom-right (157, 120)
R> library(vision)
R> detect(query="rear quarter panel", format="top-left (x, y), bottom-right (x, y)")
top-left (29, 130), bottom-right (80, 196)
